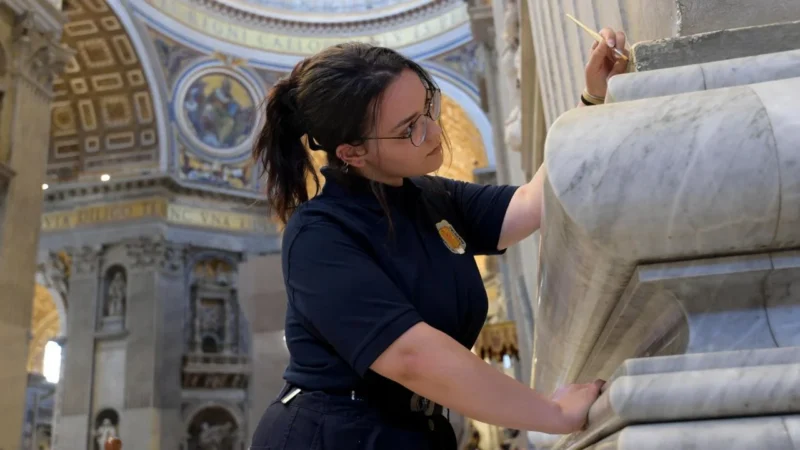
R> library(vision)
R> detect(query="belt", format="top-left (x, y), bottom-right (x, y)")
top-left (279, 384), bottom-right (456, 449)
top-left (280, 384), bottom-right (446, 418)
top-left (280, 384), bottom-right (369, 402)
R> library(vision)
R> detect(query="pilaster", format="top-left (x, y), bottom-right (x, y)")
top-left (122, 235), bottom-right (187, 450)
top-left (0, 8), bottom-right (70, 447)
top-left (58, 245), bottom-right (103, 450)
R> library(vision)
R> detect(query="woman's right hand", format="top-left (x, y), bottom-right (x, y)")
top-left (550, 380), bottom-right (604, 433)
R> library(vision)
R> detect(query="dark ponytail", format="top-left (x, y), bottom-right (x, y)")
top-left (253, 74), bottom-right (319, 224)
top-left (253, 43), bottom-right (441, 225)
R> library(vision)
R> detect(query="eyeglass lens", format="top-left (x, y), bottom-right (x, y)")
top-left (410, 90), bottom-right (441, 147)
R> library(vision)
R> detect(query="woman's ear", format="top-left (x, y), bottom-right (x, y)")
top-left (335, 143), bottom-right (368, 168)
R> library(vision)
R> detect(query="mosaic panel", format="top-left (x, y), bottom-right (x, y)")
top-left (149, 29), bottom-right (284, 191)
top-left (48, 0), bottom-right (160, 180)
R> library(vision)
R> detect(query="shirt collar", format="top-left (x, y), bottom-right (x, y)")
top-left (320, 166), bottom-right (421, 207)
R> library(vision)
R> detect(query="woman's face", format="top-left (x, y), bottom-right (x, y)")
top-left (339, 69), bottom-right (444, 185)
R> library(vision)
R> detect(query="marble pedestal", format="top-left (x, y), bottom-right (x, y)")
top-left (557, 348), bottom-right (800, 449)
top-left (532, 73), bottom-right (800, 449)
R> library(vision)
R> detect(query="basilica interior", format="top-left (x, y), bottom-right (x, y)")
top-left (2, 0), bottom-right (800, 449)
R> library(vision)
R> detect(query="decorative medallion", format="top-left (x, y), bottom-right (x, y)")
top-left (174, 63), bottom-right (264, 162)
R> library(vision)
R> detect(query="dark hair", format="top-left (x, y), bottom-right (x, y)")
top-left (253, 42), bottom-right (440, 224)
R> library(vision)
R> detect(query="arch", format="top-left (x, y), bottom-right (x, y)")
top-left (105, 0), bottom-right (171, 173)
top-left (27, 284), bottom-right (62, 374)
top-left (429, 72), bottom-right (495, 168)
top-left (34, 269), bottom-right (68, 338)
top-left (184, 403), bottom-right (244, 450)
top-left (183, 401), bottom-right (245, 436)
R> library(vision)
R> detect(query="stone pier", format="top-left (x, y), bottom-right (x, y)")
top-left (516, 1), bottom-right (800, 448)
top-left (528, 34), bottom-right (800, 450)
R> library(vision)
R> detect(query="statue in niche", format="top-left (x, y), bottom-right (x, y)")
top-left (105, 271), bottom-right (126, 318)
top-left (95, 418), bottom-right (118, 450)
top-left (198, 422), bottom-right (233, 450)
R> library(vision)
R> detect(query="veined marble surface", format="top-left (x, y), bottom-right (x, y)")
top-left (557, 358), bottom-right (800, 449)
top-left (608, 346), bottom-right (800, 382)
top-left (585, 415), bottom-right (800, 450)
top-left (533, 76), bottom-right (800, 395)
top-left (607, 50), bottom-right (800, 103)
top-left (576, 252), bottom-right (800, 383)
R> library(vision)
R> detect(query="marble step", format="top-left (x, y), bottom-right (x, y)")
top-left (585, 415), bottom-right (800, 450)
top-left (607, 49), bottom-right (800, 103)
top-left (631, 20), bottom-right (800, 72)
top-left (553, 348), bottom-right (800, 450)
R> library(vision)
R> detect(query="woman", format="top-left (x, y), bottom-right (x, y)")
top-left (251, 27), bottom-right (628, 449)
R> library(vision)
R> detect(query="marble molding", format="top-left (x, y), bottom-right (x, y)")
top-left (533, 75), bottom-right (800, 395)
top-left (608, 50), bottom-right (800, 103)
top-left (584, 415), bottom-right (800, 450)
top-left (555, 347), bottom-right (800, 449)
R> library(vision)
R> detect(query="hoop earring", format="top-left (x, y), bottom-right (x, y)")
top-left (342, 162), bottom-right (350, 174)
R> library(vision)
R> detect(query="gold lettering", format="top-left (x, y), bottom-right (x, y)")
top-left (145, 0), bottom-right (467, 55)
top-left (41, 198), bottom-right (267, 233)
top-left (42, 213), bottom-right (73, 231)
top-left (187, 9), bottom-right (198, 26)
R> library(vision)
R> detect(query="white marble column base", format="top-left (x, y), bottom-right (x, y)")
top-left (555, 347), bottom-right (800, 450)
top-left (586, 415), bottom-right (800, 450)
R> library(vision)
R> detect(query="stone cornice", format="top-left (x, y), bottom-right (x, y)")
top-left (43, 173), bottom-right (267, 209)
top-left (9, 10), bottom-right (74, 97)
top-left (0, 0), bottom-right (66, 35)
top-left (189, 0), bottom-right (459, 35)
top-left (212, 0), bottom-right (432, 24)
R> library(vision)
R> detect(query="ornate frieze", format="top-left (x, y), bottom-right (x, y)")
top-left (66, 245), bottom-right (103, 277)
top-left (142, 0), bottom-right (469, 57)
top-left (185, 0), bottom-right (456, 34)
top-left (125, 235), bottom-right (186, 275)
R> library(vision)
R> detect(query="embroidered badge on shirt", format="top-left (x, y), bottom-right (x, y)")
top-left (436, 220), bottom-right (466, 254)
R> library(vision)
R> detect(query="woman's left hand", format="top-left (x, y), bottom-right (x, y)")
top-left (584, 27), bottom-right (629, 99)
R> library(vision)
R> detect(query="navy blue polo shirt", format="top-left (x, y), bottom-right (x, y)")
top-left (281, 167), bottom-right (518, 401)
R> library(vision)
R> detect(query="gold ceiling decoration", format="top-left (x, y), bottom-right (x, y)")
top-left (49, 0), bottom-right (159, 181)
top-left (436, 93), bottom-right (488, 181)
top-left (27, 284), bottom-right (61, 375)
top-left (145, 0), bottom-right (468, 55)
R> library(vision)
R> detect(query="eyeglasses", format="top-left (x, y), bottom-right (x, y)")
top-left (363, 88), bottom-right (441, 148)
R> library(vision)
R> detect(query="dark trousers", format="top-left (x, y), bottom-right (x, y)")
top-left (250, 386), bottom-right (457, 449)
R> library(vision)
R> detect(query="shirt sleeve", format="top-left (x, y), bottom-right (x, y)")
top-left (437, 178), bottom-right (519, 255)
top-left (283, 219), bottom-right (424, 377)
